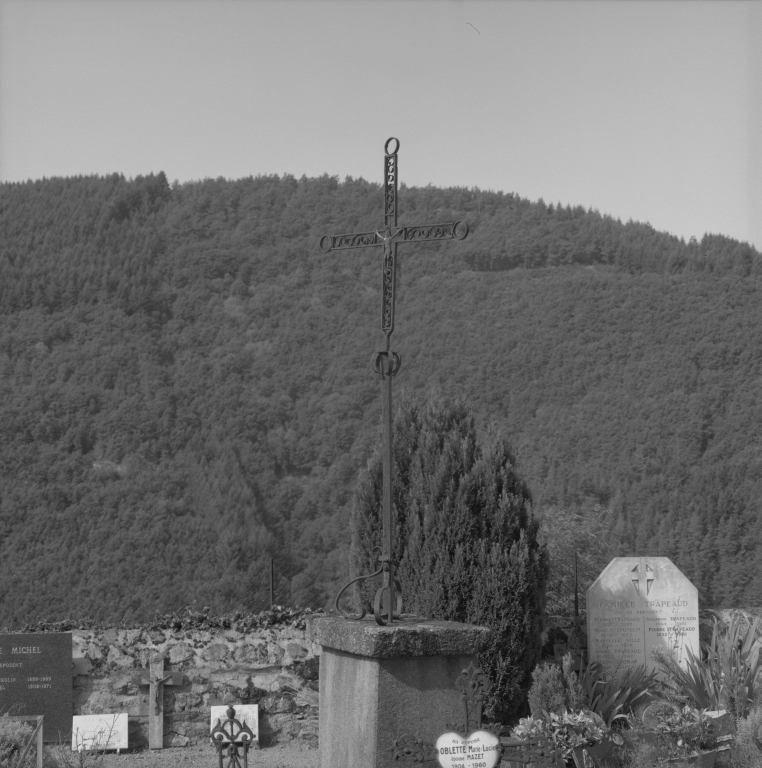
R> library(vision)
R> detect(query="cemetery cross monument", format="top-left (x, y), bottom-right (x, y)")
top-left (320, 137), bottom-right (468, 626)
top-left (132, 655), bottom-right (183, 749)
top-left (313, 139), bottom-right (488, 768)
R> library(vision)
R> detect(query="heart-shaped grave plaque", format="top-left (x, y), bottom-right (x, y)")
top-left (435, 730), bottom-right (501, 768)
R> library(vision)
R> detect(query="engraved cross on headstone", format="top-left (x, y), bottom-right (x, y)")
top-left (132, 656), bottom-right (183, 749)
top-left (321, 138), bottom-right (468, 625)
top-left (631, 561), bottom-right (655, 596)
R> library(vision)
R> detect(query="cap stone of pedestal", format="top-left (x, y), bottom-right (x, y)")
top-left (587, 557), bottom-right (699, 678)
top-left (313, 616), bottom-right (491, 768)
top-left (311, 615), bottom-right (491, 657)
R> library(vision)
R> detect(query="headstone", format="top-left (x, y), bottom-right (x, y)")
top-left (71, 714), bottom-right (128, 752)
top-left (312, 615), bottom-right (491, 768)
top-left (132, 656), bottom-right (183, 749)
top-left (587, 557), bottom-right (699, 678)
top-left (435, 730), bottom-right (501, 768)
top-left (210, 705), bottom-right (259, 746)
top-left (0, 633), bottom-right (71, 742)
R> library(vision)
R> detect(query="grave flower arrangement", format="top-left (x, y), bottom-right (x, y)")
top-left (650, 704), bottom-right (719, 758)
top-left (511, 709), bottom-right (618, 759)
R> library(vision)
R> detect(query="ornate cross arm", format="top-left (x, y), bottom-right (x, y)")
top-left (398, 221), bottom-right (469, 244)
top-left (319, 230), bottom-right (381, 252)
top-left (319, 221), bottom-right (468, 253)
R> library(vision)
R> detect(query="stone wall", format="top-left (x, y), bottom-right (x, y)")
top-left (71, 623), bottom-right (320, 749)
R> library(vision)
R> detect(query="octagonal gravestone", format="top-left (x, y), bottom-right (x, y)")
top-left (587, 557), bottom-right (699, 678)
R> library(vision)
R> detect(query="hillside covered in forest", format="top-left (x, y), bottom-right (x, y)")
top-left (0, 171), bottom-right (760, 626)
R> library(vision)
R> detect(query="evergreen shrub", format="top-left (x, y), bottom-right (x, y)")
top-left (528, 663), bottom-right (567, 717)
top-left (349, 390), bottom-right (549, 721)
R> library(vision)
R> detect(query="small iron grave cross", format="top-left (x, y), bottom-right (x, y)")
top-left (321, 138), bottom-right (468, 625)
top-left (132, 656), bottom-right (183, 749)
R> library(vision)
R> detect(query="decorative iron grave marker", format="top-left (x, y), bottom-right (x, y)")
top-left (210, 705), bottom-right (258, 748)
top-left (393, 663), bottom-right (566, 768)
top-left (210, 706), bottom-right (255, 768)
top-left (0, 633), bottom-right (71, 742)
top-left (320, 137), bottom-right (468, 625)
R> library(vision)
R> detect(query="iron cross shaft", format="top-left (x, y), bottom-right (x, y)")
top-left (320, 137), bottom-right (468, 625)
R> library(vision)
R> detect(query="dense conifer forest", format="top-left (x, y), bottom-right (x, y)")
top-left (0, 171), bottom-right (760, 626)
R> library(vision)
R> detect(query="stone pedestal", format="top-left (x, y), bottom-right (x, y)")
top-left (311, 615), bottom-right (491, 768)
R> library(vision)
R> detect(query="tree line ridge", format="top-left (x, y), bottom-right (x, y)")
top-left (0, 171), bottom-right (759, 626)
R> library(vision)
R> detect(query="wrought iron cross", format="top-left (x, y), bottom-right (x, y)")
top-left (320, 138), bottom-right (468, 625)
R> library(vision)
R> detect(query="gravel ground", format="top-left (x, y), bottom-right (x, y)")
top-left (49, 744), bottom-right (318, 768)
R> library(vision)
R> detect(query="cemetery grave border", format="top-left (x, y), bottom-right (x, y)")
top-left (5, 715), bottom-right (44, 768)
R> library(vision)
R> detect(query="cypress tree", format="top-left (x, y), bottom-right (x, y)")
top-left (349, 389), bottom-right (548, 720)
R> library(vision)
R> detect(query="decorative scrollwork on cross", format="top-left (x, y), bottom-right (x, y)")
top-left (210, 706), bottom-right (255, 768)
top-left (373, 350), bottom-right (401, 378)
top-left (318, 222), bottom-right (468, 255)
top-left (384, 137), bottom-right (399, 224)
top-left (401, 222), bottom-right (469, 243)
top-left (321, 138), bottom-right (468, 625)
top-left (321, 231), bottom-right (379, 250)
top-left (334, 547), bottom-right (383, 619)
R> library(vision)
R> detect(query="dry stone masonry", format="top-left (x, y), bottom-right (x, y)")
top-left (68, 623), bottom-right (319, 748)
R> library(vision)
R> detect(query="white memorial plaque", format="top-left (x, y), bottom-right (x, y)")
top-left (71, 713), bottom-right (128, 752)
top-left (435, 730), bottom-right (501, 768)
top-left (587, 557), bottom-right (699, 678)
top-left (210, 704), bottom-right (259, 745)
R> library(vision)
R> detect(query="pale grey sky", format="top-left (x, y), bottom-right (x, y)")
top-left (1, 0), bottom-right (760, 249)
